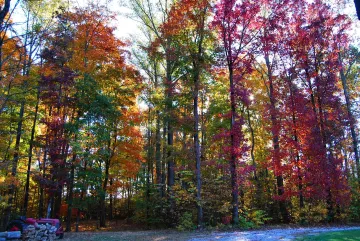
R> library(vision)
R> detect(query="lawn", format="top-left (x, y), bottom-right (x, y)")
top-left (296, 229), bottom-right (360, 241)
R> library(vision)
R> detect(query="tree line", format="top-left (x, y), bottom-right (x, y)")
top-left (0, 0), bottom-right (359, 231)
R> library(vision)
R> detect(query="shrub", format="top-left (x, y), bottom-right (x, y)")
top-left (247, 210), bottom-right (271, 227)
top-left (238, 215), bottom-right (256, 229)
top-left (176, 212), bottom-right (196, 231)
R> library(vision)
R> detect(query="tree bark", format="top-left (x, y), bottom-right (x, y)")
top-left (166, 59), bottom-right (175, 190)
top-left (109, 178), bottom-right (113, 220)
top-left (100, 129), bottom-right (117, 228)
top-left (229, 67), bottom-right (239, 225)
top-left (154, 61), bottom-right (162, 192)
top-left (0, 0), bottom-right (11, 30)
top-left (155, 111), bottom-right (162, 186)
top-left (193, 65), bottom-right (203, 228)
top-left (66, 158), bottom-right (75, 231)
top-left (146, 108), bottom-right (152, 222)
top-left (3, 100), bottom-right (25, 230)
top-left (23, 86), bottom-right (40, 215)
top-left (265, 53), bottom-right (289, 223)
top-left (339, 53), bottom-right (359, 182)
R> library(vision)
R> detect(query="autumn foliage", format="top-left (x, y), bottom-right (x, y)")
top-left (0, 0), bottom-right (359, 231)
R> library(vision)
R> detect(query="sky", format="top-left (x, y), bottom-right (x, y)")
top-left (10, 0), bottom-right (360, 41)
top-left (10, 0), bottom-right (140, 40)
top-left (71, 0), bottom-right (140, 40)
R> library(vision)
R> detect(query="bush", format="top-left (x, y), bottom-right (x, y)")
top-left (176, 212), bottom-right (196, 231)
top-left (247, 210), bottom-right (271, 227)
top-left (238, 215), bottom-right (256, 229)
top-left (304, 203), bottom-right (328, 223)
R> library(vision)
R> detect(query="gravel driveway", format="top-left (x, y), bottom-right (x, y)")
top-left (189, 226), bottom-right (360, 241)
top-left (63, 226), bottom-right (360, 241)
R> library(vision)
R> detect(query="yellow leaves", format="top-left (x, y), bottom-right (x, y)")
top-left (0, 175), bottom-right (21, 189)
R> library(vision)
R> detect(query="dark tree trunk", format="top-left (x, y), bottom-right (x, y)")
top-left (76, 156), bottom-right (87, 232)
top-left (165, 55), bottom-right (175, 225)
top-left (127, 178), bottom-right (131, 218)
top-left (161, 126), bottom-right (167, 198)
top-left (39, 144), bottom-right (48, 218)
top-left (155, 111), bottom-right (162, 187)
top-left (23, 86), bottom-right (40, 216)
top-left (3, 100), bottom-right (25, 230)
top-left (0, 0), bottom-right (11, 30)
top-left (146, 108), bottom-right (152, 222)
top-left (165, 42), bottom-right (175, 191)
top-left (247, 109), bottom-right (257, 180)
top-left (355, 0), bottom-right (360, 20)
top-left (229, 67), bottom-right (239, 225)
top-left (265, 54), bottom-right (289, 223)
top-left (154, 62), bottom-right (162, 191)
top-left (193, 67), bottom-right (203, 228)
top-left (166, 78), bottom-right (175, 189)
top-left (100, 132), bottom-right (116, 228)
top-left (286, 78), bottom-right (305, 209)
top-left (109, 178), bottom-right (113, 220)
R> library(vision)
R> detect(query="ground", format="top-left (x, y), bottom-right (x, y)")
top-left (62, 225), bottom-right (360, 241)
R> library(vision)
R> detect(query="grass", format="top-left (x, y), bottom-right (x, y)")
top-left (296, 229), bottom-right (360, 241)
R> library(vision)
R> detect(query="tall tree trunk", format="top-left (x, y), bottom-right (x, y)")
top-left (154, 60), bottom-right (162, 192)
top-left (99, 160), bottom-right (110, 227)
top-left (155, 111), bottom-right (162, 187)
top-left (193, 67), bottom-right (203, 228)
top-left (229, 67), bottom-right (239, 225)
top-left (265, 54), bottom-right (289, 223)
top-left (161, 126), bottom-right (167, 198)
top-left (146, 108), bottom-right (152, 223)
top-left (3, 100), bottom-right (25, 230)
top-left (39, 145), bottom-right (48, 218)
top-left (339, 54), bottom-right (359, 182)
top-left (165, 54), bottom-right (175, 225)
top-left (286, 78), bottom-right (305, 209)
top-left (66, 159), bottom-right (75, 231)
top-left (76, 154), bottom-right (88, 232)
top-left (247, 109), bottom-right (257, 180)
top-left (5, 32), bottom-right (30, 221)
top-left (109, 178), bottom-right (113, 220)
top-left (127, 178), bottom-right (131, 219)
top-left (166, 62), bottom-right (175, 189)
top-left (23, 86), bottom-right (40, 216)
top-left (100, 129), bottom-right (116, 228)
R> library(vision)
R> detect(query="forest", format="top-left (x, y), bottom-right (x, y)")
top-left (0, 0), bottom-right (359, 232)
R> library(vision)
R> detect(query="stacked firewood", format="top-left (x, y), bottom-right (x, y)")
top-left (22, 224), bottom-right (57, 241)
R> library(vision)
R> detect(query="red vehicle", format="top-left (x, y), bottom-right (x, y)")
top-left (7, 217), bottom-right (64, 239)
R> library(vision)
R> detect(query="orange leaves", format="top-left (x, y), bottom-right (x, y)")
top-left (67, 7), bottom-right (127, 79)
top-left (161, 0), bottom-right (210, 38)
top-left (109, 106), bottom-right (144, 179)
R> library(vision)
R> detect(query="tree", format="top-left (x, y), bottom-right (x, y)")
top-left (338, 46), bottom-right (360, 181)
top-left (213, 0), bottom-right (260, 225)
top-left (161, 0), bottom-right (214, 227)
